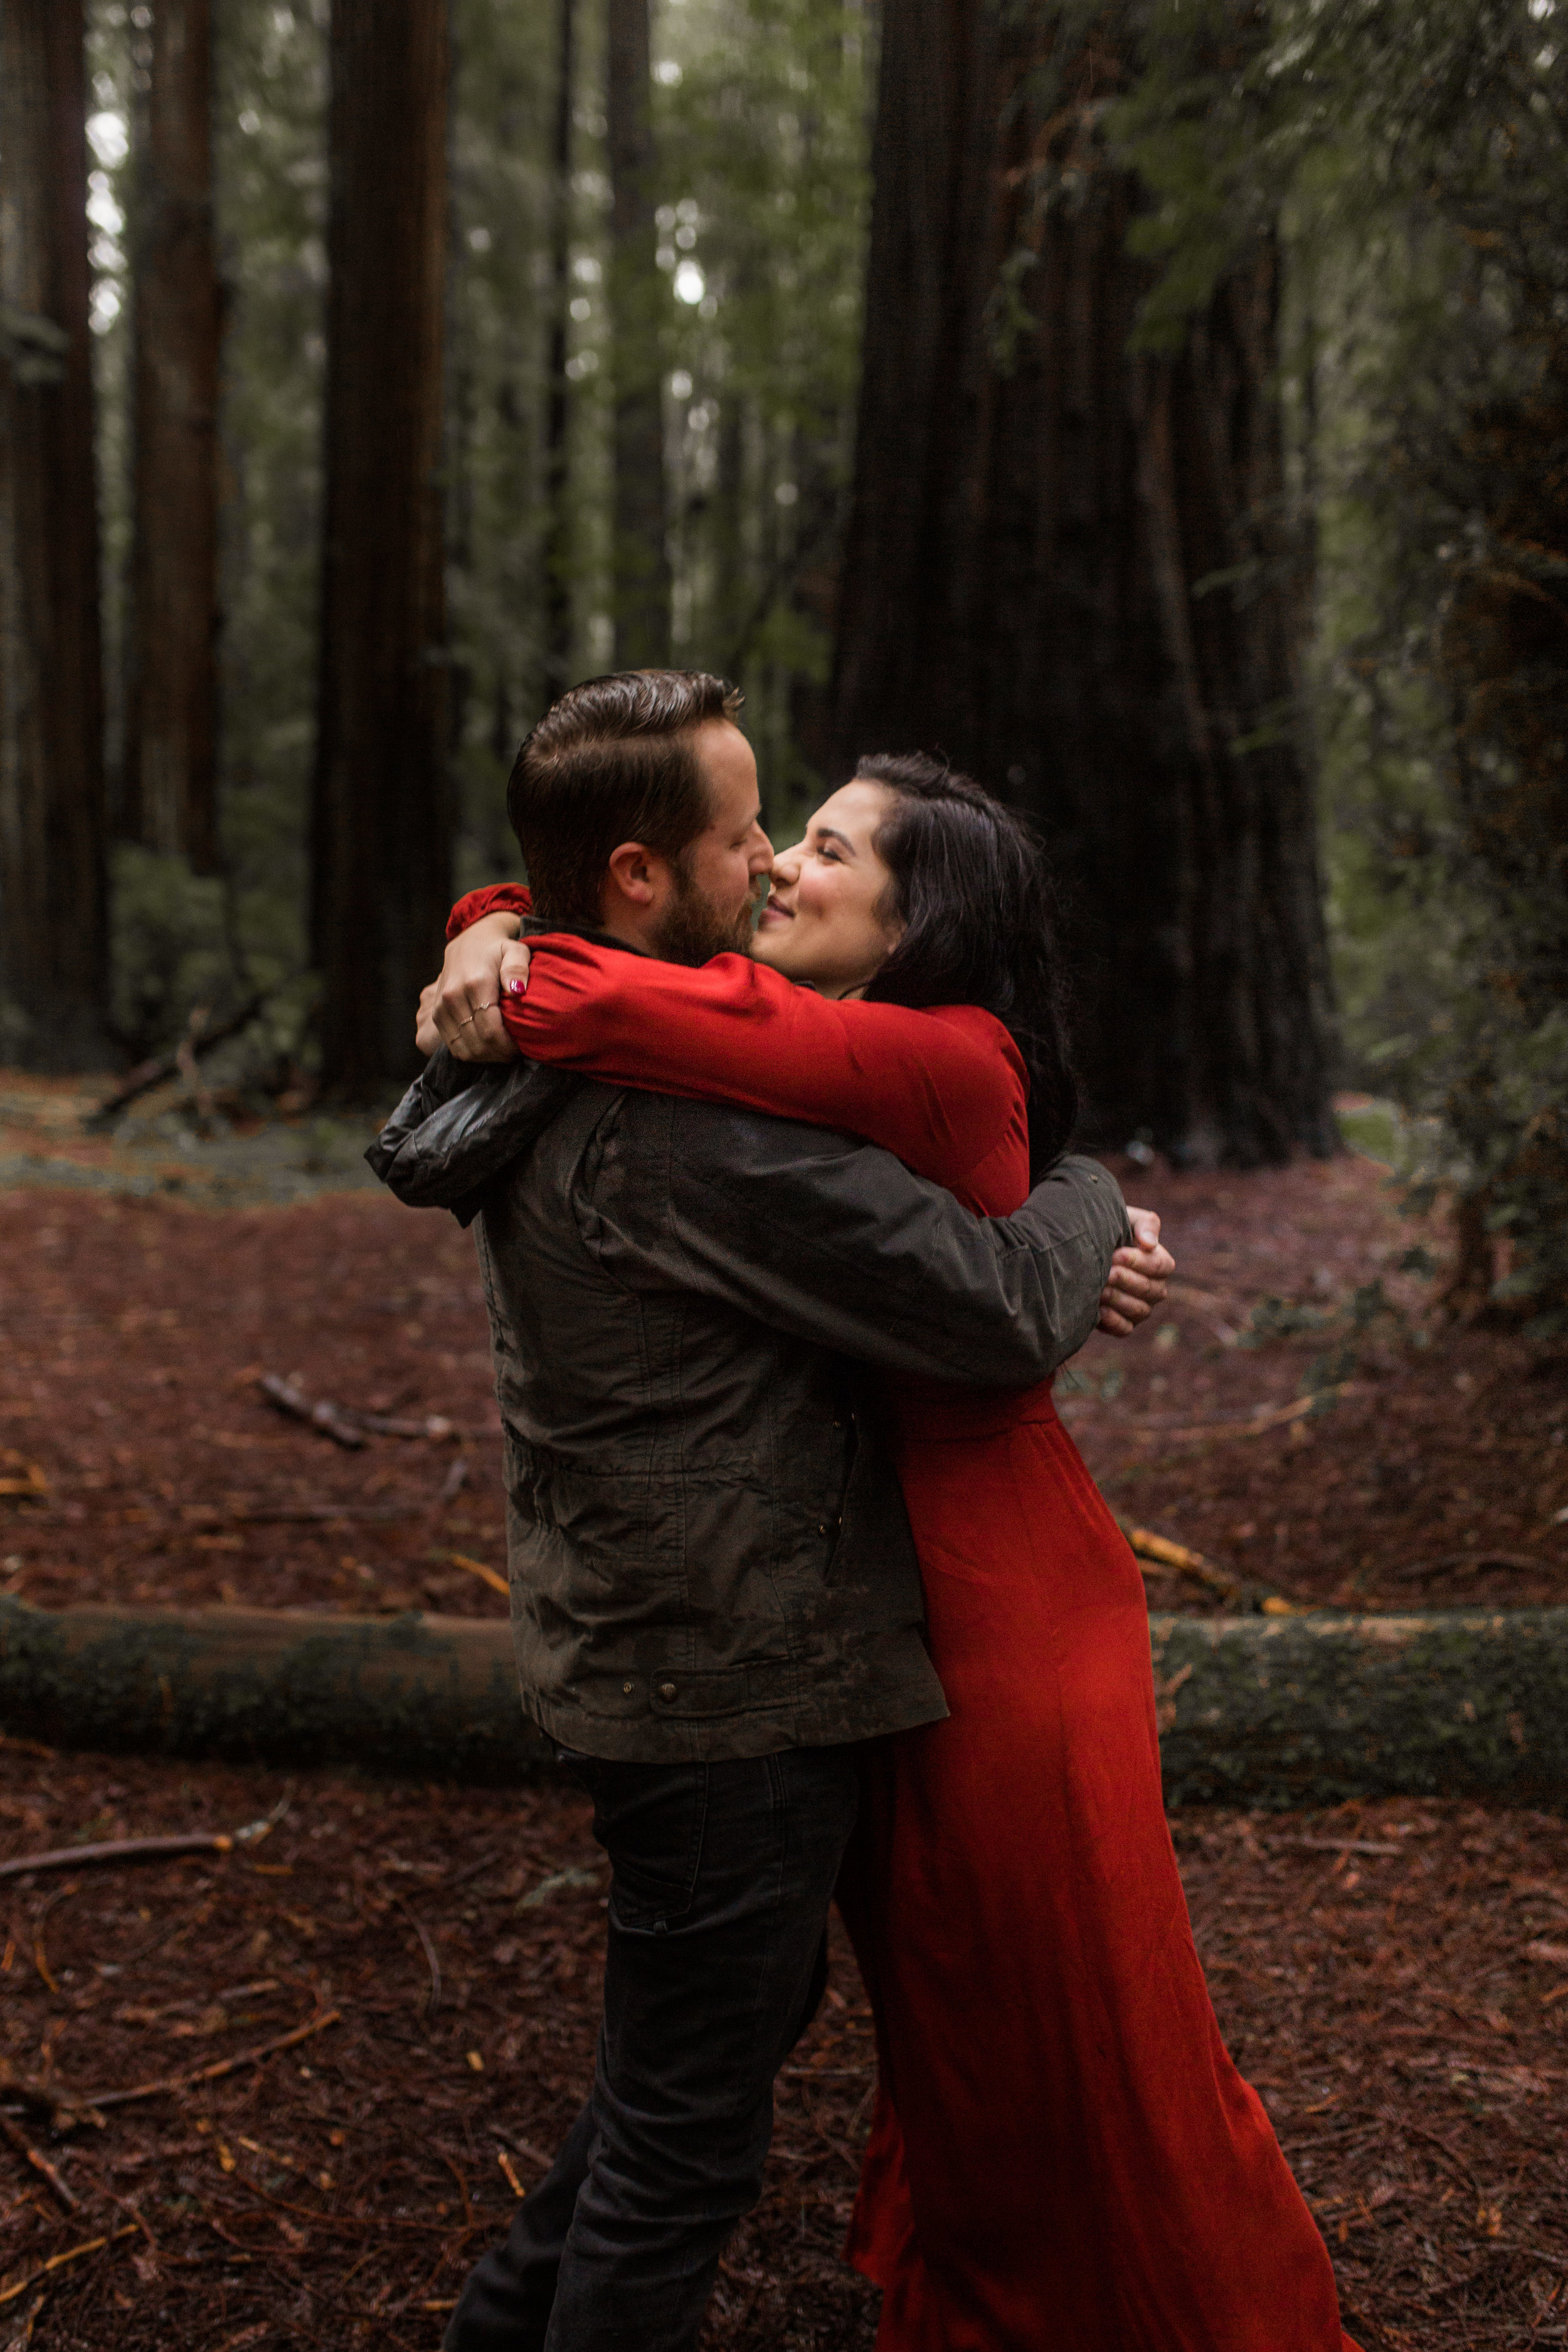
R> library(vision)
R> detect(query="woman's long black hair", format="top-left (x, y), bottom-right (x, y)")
top-left (854, 753), bottom-right (1079, 1178)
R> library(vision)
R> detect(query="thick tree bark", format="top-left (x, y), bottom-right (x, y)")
top-left (312, 0), bottom-right (452, 1096)
top-left (0, 0), bottom-right (110, 1068)
top-left (832, 3), bottom-right (1337, 1166)
top-left (606, 0), bottom-right (671, 668)
top-left (542, 0), bottom-right (576, 702)
top-left (123, 0), bottom-right (221, 872)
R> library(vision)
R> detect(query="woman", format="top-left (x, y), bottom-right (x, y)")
top-left (432, 755), bottom-right (1358, 2352)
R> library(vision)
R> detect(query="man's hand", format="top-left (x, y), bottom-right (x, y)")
top-left (1098, 1206), bottom-right (1174, 1337)
top-left (415, 913), bottom-right (532, 1062)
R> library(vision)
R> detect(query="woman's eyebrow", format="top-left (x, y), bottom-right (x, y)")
top-left (815, 825), bottom-right (856, 855)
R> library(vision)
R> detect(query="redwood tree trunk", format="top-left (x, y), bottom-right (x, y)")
top-left (543, 0), bottom-right (575, 701)
top-left (832, 3), bottom-right (1337, 1166)
top-left (124, 0), bottom-right (221, 872)
top-left (606, 0), bottom-right (670, 669)
top-left (0, 0), bottom-right (110, 1068)
top-left (312, 0), bottom-right (452, 1095)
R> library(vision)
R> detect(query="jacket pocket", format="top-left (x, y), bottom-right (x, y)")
top-left (570, 1757), bottom-right (709, 1933)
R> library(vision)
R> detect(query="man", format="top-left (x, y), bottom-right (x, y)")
top-left (370, 670), bottom-right (1170, 2352)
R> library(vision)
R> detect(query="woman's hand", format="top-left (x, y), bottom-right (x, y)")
top-left (414, 913), bottom-right (532, 1062)
top-left (1097, 1208), bottom-right (1174, 1337)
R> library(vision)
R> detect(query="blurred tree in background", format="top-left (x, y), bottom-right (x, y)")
top-left (831, 0), bottom-right (1335, 1165)
top-left (0, 0), bottom-right (110, 1069)
top-left (124, 0), bottom-right (221, 873)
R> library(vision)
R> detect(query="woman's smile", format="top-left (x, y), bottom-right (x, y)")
top-left (750, 780), bottom-right (903, 997)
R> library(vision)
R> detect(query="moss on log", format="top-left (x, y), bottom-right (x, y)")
top-left (1, 1596), bottom-right (1565, 1804)
top-left (0, 1598), bottom-right (549, 1784)
top-left (1153, 1608), bottom-right (1568, 1809)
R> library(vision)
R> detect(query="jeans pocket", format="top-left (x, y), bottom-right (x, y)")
top-left (573, 1758), bottom-right (709, 1934)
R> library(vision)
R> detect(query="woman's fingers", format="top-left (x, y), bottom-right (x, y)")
top-left (432, 913), bottom-right (523, 1061)
top-left (415, 982), bottom-right (442, 1059)
top-left (498, 939), bottom-right (532, 997)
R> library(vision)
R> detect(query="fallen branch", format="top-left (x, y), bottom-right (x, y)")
top-left (0, 1458), bottom-right (48, 1502)
top-left (0, 1816), bottom-right (275, 1884)
top-left (257, 1374), bottom-right (364, 1451)
top-left (81, 2008), bottom-right (341, 2112)
top-left (0, 2223), bottom-right (140, 2312)
top-left (89, 988), bottom-right (280, 1125)
top-left (0, 2062), bottom-right (103, 2136)
top-left (0, 2111), bottom-right (77, 2211)
top-left (1131, 1387), bottom-right (1358, 1444)
top-left (1121, 1525), bottom-right (1241, 1602)
top-left (1385, 1550), bottom-right (1549, 1582)
top-left (257, 1374), bottom-right (470, 1448)
top-left (448, 1551), bottom-right (508, 1598)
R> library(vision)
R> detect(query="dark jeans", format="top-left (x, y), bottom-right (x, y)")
top-left (443, 1744), bottom-right (859, 2352)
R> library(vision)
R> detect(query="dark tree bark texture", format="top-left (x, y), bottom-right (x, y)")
top-left (124, 0), bottom-right (221, 872)
top-left (543, 0), bottom-right (576, 702)
top-left (606, 0), bottom-right (671, 669)
top-left (312, 0), bottom-right (452, 1096)
top-left (832, 4), bottom-right (1337, 1167)
top-left (0, 0), bottom-right (110, 1068)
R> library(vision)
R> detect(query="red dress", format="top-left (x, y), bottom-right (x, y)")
top-left (450, 889), bottom-right (1360, 2351)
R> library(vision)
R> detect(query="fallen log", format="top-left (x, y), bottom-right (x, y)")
top-left (0, 1596), bottom-right (548, 1785)
top-left (0, 1596), bottom-right (1564, 1806)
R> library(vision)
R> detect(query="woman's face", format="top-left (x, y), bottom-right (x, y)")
top-left (753, 780), bottom-right (903, 998)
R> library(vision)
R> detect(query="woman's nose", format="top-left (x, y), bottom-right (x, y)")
top-left (771, 843), bottom-right (803, 882)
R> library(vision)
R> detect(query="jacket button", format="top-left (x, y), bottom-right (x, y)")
top-left (623, 1681), bottom-right (635, 1695)
top-left (657, 1681), bottom-right (676, 1702)
top-left (818, 1521), bottom-right (829, 1535)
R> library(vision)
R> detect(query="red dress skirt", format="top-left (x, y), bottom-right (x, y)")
top-left (838, 1378), bottom-right (1358, 2352)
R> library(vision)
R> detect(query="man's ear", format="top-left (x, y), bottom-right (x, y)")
top-left (604, 840), bottom-right (667, 912)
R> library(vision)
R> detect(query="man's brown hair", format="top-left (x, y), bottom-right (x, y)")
top-left (507, 670), bottom-right (743, 921)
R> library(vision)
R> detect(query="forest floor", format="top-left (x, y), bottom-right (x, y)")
top-left (0, 1757), bottom-right (1565, 2350)
top-left (2, 1067), bottom-right (1567, 2347)
top-left (1, 1069), bottom-right (1564, 1621)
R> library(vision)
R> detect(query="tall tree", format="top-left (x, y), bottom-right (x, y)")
top-left (831, 1), bottom-right (1336, 1165)
top-left (606, 0), bottom-right (671, 666)
top-left (124, 0), bottom-right (222, 872)
top-left (312, 0), bottom-right (452, 1094)
top-left (0, 0), bottom-right (110, 1067)
top-left (543, 0), bottom-right (576, 700)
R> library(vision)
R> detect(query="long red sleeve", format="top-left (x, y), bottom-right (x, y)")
top-left (494, 934), bottom-right (1030, 1204)
top-left (446, 882), bottom-right (532, 940)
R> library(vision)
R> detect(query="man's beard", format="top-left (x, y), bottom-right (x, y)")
top-left (649, 862), bottom-right (758, 966)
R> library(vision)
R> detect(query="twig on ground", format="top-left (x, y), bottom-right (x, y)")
top-left (1120, 1524), bottom-right (1242, 1602)
top-left (80, 2008), bottom-right (341, 2112)
top-left (0, 1814), bottom-right (277, 1884)
top-left (0, 2112), bottom-right (77, 2212)
top-left (0, 2223), bottom-right (141, 2311)
top-left (394, 1898), bottom-right (442, 2015)
top-left (447, 1551), bottom-right (508, 1598)
top-left (257, 1374), bottom-right (365, 1451)
top-left (435, 1456), bottom-right (470, 1508)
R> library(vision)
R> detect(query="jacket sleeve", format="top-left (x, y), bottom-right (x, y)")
top-left (497, 935), bottom-right (1022, 1194)
top-left (447, 882), bottom-right (533, 940)
top-left (586, 1099), bottom-right (1130, 1386)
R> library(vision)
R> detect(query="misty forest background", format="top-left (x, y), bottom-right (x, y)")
top-left (3, 0), bottom-right (1566, 1337)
